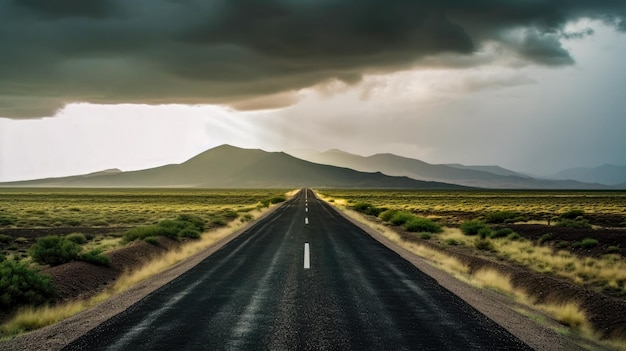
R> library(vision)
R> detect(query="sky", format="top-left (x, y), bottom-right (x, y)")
top-left (1, 0), bottom-right (626, 181)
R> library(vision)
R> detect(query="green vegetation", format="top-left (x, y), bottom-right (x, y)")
top-left (485, 211), bottom-right (527, 224)
top-left (0, 188), bottom-right (288, 229)
top-left (351, 203), bottom-right (441, 234)
top-left (317, 189), bottom-right (626, 226)
top-left (556, 209), bottom-right (591, 228)
top-left (403, 217), bottom-right (442, 233)
top-left (65, 233), bottom-right (87, 244)
top-left (30, 235), bottom-right (110, 267)
top-left (0, 259), bottom-right (56, 307)
top-left (460, 220), bottom-right (489, 236)
top-left (30, 236), bottom-right (81, 266)
top-left (581, 238), bottom-right (599, 249)
top-left (123, 214), bottom-right (205, 243)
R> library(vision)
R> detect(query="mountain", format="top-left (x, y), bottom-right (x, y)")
top-left (292, 149), bottom-right (611, 189)
top-left (443, 164), bottom-right (528, 178)
top-left (0, 145), bottom-right (465, 189)
top-left (552, 164), bottom-right (626, 186)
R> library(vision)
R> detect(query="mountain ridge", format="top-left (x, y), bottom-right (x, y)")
top-left (0, 145), bottom-right (466, 189)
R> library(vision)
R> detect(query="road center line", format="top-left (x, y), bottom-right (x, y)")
top-left (304, 243), bottom-right (310, 269)
top-left (305, 217), bottom-right (309, 224)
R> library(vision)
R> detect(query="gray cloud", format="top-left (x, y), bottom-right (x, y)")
top-left (1, 0), bottom-right (625, 118)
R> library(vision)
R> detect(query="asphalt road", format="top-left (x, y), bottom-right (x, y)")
top-left (64, 189), bottom-right (531, 351)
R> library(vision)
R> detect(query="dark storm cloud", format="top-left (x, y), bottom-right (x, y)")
top-left (1, 0), bottom-right (625, 118)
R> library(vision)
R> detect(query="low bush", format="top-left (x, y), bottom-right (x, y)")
top-left (124, 225), bottom-right (162, 242)
top-left (606, 245), bottom-right (620, 254)
top-left (581, 238), bottom-right (599, 249)
top-left (538, 233), bottom-right (553, 244)
top-left (403, 217), bottom-right (442, 233)
top-left (475, 238), bottom-right (495, 251)
top-left (485, 211), bottom-right (526, 224)
top-left (445, 238), bottom-right (460, 246)
top-left (419, 233), bottom-right (432, 240)
top-left (507, 232), bottom-right (522, 241)
top-left (65, 233), bottom-right (87, 244)
top-left (0, 259), bottom-right (56, 307)
top-left (124, 215), bottom-right (207, 242)
top-left (460, 220), bottom-right (489, 236)
top-left (556, 218), bottom-right (591, 228)
top-left (179, 229), bottom-right (200, 239)
top-left (79, 250), bottom-right (110, 266)
top-left (31, 235), bottom-right (110, 267)
top-left (351, 203), bottom-right (384, 217)
top-left (389, 212), bottom-right (414, 226)
top-left (560, 209), bottom-right (586, 220)
top-left (379, 209), bottom-right (398, 222)
top-left (490, 228), bottom-right (514, 239)
top-left (30, 236), bottom-right (81, 266)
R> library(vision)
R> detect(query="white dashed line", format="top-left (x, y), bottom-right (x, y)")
top-left (305, 217), bottom-right (309, 225)
top-left (304, 243), bottom-right (310, 269)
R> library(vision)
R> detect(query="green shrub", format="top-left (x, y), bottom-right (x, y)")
top-left (351, 203), bottom-right (384, 216)
top-left (124, 225), bottom-right (162, 242)
top-left (79, 249), bottom-right (110, 266)
top-left (538, 233), bottom-right (553, 244)
top-left (65, 233), bottom-right (87, 244)
top-left (0, 259), bottom-right (56, 307)
top-left (556, 240), bottom-right (570, 249)
top-left (403, 217), bottom-right (442, 233)
top-left (607, 245), bottom-right (620, 254)
top-left (581, 238), bottom-right (599, 249)
top-left (477, 227), bottom-right (493, 239)
top-left (179, 229), bottom-right (200, 239)
top-left (240, 214), bottom-right (254, 222)
top-left (389, 212), bottom-right (414, 226)
top-left (176, 214), bottom-right (205, 231)
top-left (30, 236), bottom-right (81, 266)
top-left (485, 211), bottom-right (525, 224)
top-left (460, 220), bottom-right (489, 236)
top-left (490, 228), bottom-right (514, 239)
top-left (475, 238), bottom-right (495, 251)
top-left (158, 220), bottom-right (189, 239)
top-left (419, 233), bottom-right (432, 240)
top-left (507, 232), bottom-right (522, 241)
top-left (445, 238), bottom-right (460, 246)
top-left (0, 234), bottom-right (13, 244)
top-left (560, 209), bottom-right (586, 220)
top-left (556, 218), bottom-right (591, 228)
top-left (379, 209), bottom-right (399, 222)
top-left (220, 209), bottom-right (239, 219)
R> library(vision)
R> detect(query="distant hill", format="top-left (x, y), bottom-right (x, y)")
top-left (443, 164), bottom-right (528, 178)
top-left (0, 145), bottom-right (466, 189)
top-left (291, 149), bottom-right (610, 189)
top-left (552, 164), bottom-right (626, 186)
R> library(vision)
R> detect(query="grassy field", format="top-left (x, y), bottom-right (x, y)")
top-left (317, 189), bottom-right (626, 225)
top-left (0, 188), bottom-right (287, 228)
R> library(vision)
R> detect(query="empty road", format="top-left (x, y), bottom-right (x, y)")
top-left (64, 189), bottom-right (531, 350)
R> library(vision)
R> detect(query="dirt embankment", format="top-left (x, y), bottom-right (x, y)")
top-left (390, 223), bottom-right (626, 340)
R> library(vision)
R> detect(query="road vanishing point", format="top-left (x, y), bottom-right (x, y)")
top-left (64, 189), bottom-right (531, 350)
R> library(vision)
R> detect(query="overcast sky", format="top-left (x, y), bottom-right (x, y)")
top-left (1, 1), bottom-right (626, 181)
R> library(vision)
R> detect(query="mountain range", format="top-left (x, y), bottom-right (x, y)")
top-left (2, 145), bottom-right (624, 189)
top-left (288, 149), bottom-right (620, 189)
top-left (0, 145), bottom-right (465, 189)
